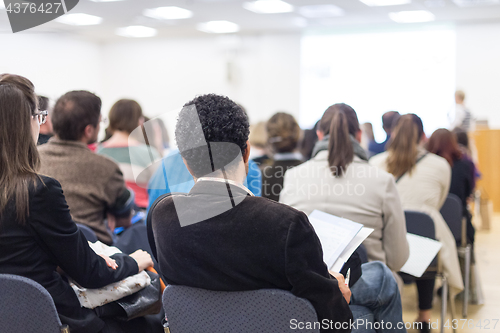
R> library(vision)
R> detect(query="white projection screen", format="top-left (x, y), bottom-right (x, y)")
top-left (300, 27), bottom-right (456, 141)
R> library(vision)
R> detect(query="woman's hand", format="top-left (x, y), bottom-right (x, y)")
top-left (329, 270), bottom-right (351, 304)
top-left (130, 250), bottom-right (154, 272)
top-left (99, 254), bottom-right (118, 270)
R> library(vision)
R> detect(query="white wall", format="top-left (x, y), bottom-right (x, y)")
top-left (0, 33), bottom-right (102, 102)
top-left (101, 34), bottom-right (301, 138)
top-left (456, 22), bottom-right (500, 129)
top-left (1, 24), bottom-right (499, 134)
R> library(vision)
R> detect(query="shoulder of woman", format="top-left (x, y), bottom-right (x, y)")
top-left (368, 151), bottom-right (389, 167)
top-left (426, 153), bottom-right (451, 169)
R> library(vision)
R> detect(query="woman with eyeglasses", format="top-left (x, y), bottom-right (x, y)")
top-left (0, 74), bottom-right (157, 333)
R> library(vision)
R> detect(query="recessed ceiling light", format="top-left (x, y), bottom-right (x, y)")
top-left (143, 6), bottom-right (193, 20)
top-left (243, 0), bottom-right (294, 14)
top-left (55, 13), bottom-right (103, 26)
top-left (389, 10), bottom-right (435, 23)
top-left (299, 5), bottom-right (345, 18)
top-left (197, 21), bottom-right (240, 33)
top-left (360, 0), bottom-right (411, 6)
top-left (116, 25), bottom-right (158, 38)
top-left (452, 0), bottom-right (499, 7)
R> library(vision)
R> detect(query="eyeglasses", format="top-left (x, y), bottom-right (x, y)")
top-left (33, 110), bottom-right (48, 125)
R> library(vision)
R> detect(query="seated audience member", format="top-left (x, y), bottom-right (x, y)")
top-left (38, 91), bottom-right (134, 245)
top-left (0, 74), bottom-right (156, 333)
top-left (248, 121), bottom-right (271, 168)
top-left (261, 112), bottom-right (303, 201)
top-left (146, 148), bottom-right (262, 212)
top-left (37, 95), bottom-right (53, 145)
top-left (280, 108), bottom-right (409, 329)
top-left (368, 111), bottom-right (400, 157)
top-left (454, 129), bottom-right (480, 188)
top-left (298, 120), bottom-right (320, 161)
top-left (98, 99), bottom-right (161, 209)
top-left (370, 114), bottom-right (463, 330)
top-left (360, 122), bottom-right (374, 152)
top-left (281, 104), bottom-right (408, 275)
top-left (130, 116), bottom-right (170, 157)
top-left (427, 129), bottom-right (476, 245)
top-left (147, 94), bottom-right (353, 332)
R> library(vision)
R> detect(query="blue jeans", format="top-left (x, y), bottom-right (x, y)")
top-left (350, 261), bottom-right (406, 333)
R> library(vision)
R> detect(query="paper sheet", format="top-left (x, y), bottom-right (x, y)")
top-left (400, 233), bottom-right (442, 278)
top-left (308, 210), bottom-right (363, 269)
top-left (331, 227), bottom-right (374, 272)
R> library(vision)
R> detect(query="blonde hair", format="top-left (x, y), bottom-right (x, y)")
top-left (386, 114), bottom-right (424, 179)
top-left (249, 122), bottom-right (267, 149)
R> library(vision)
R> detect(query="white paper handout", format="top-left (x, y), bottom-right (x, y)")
top-left (308, 210), bottom-right (370, 271)
top-left (400, 233), bottom-right (442, 278)
top-left (330, 227), bottom-right (374, 272)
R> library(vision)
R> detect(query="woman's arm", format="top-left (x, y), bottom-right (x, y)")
top-left (29, 177), bottom-right (143, 289)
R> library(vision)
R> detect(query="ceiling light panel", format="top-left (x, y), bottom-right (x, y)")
top-left (55, 13), bottom-right (103, 26)
top-left (299, 5), bottom-right (345, 18)
top-left (243, 0), bottom-right (294, 14)
top-left (143, 6), bottom-right (193, 20)
top-left (116, 25), bottom-right (157, 38)
top-left (452, 0), bottom-right (500, 7)
top-left (360, 0), bottom-right (412, 6)
top-left (197, 21), bottom-right (240, 33)
top-left (389, 10), bottom-right (436, 22)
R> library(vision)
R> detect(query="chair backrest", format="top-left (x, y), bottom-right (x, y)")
top-left (357, 244), bottom-right (369, 264)
top-left (0, 274), bottom-right (66, 333)
top-left (162, 285), bottom-right (319, 333)
top-left (440, 194), bottom-right (463, 242)
top-left (76, 223), bottom-right (98, 243)
top-left (404, 211), bottom-right (436, 240)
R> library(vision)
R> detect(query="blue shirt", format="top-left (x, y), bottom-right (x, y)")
top-left (147, 149), bottom-right (262, 212)
top-left (368, 135), bottom-right (390, 157)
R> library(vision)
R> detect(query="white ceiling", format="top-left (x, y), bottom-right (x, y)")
top-left (2, 0), bottom-right (500, 41)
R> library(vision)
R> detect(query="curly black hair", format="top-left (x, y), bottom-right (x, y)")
top-left (175, 94), bottom-right (249, 178)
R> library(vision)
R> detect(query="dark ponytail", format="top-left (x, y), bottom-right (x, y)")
top-left (319, 103), bottom-right (359, 177)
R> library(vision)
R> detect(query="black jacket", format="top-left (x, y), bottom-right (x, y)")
top-left (148, 180), bottom-right (353, 332)
top-left (449, 158), bottom-right (476, 244)
top-left (0, 176), bottom-right (139, 333)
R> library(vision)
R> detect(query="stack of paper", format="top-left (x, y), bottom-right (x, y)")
top-left (308, 210), bottom-right (374, 272)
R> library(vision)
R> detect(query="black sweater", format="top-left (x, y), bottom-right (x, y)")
top-left (148, 180), bottom-right (353, 333)
top-left (0, 176), bottom-right (139, 333)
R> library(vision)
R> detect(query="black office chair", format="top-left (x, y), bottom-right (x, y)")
top-left (400, 211), bottom-right (449, 333)
top-left (440, 193), bottom-right (472, 317)
top-left (0, 274), bottom-right (69, 333)
top-left (162, 285), bottom-right (320, 333)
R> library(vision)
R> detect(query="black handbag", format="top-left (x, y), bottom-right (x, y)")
top-left (95, 270), bottom-right (162, 321)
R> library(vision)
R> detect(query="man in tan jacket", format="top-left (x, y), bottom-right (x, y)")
top-left (38, 91), bottom-right (133, 245)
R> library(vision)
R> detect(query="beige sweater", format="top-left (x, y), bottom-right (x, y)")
top-left (280, 151), bottom-right (409, 272)
top-left (38, 138), bottom-right (129, 245)
top-left (370, 150), bottom-right (464, 293)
